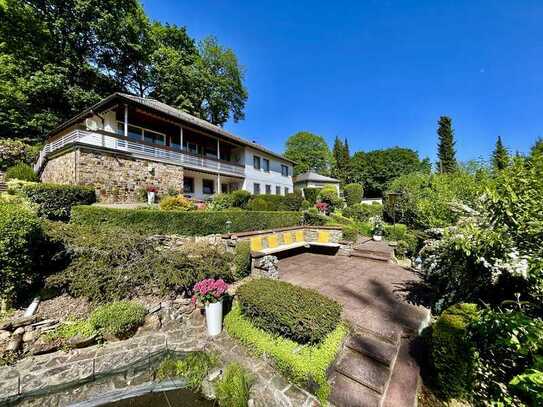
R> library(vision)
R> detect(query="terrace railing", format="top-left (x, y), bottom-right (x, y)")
top-left (34, 129), bottom-right (246, 178)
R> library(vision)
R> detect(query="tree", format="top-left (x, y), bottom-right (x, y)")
top-left (491, 136), bottom-right (509, 170)
top-left (284, 132), bottom-right (332, 175)
top-left (350, 147), bottom-right (428, 197)
top-left (332, 136), bottom-right (351, 184)
top-left (530, 137), bottom-right (543, 160)
top-left (436, 116), bottom-right (457, 173)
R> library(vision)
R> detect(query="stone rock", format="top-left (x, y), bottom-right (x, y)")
top-left (11, 315), bottom-right (38, 330)
top-left (31, 339), bottom-right (60, 355)
top-left (0, 330), bottom-right (10, 341)
top-left (31, 319), bottom-right (59, 328)
top-left (201, 378), bottom-right (217, 400)
top-left (22, 331), bottom-right (37, 343)
top-left (173, 297), bottom-right (192, 306)
top-left (206, 367), bottom-right (222, 382)
top-left (13, 327), bottom-right (25, 335)
top-left (67, 333), bottom-right (97, 349)
top-left (6, 334), bottom-right (22, 352)
top-left (142, 314), bottom-right (161, 331)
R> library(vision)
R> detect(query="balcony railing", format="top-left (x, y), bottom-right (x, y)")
top-left (35, 129), bottom-right (246, 178)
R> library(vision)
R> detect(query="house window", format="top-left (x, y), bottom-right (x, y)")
top-left (253, 155), bottom-right (261, 170)
top-left (263, 159), bottom-right (270, 172)
top-left (265, 185), bottom-right (271, 194)
top-left (185, 141), bottom-right (198, 155)
top-left (281, 165), bottom-right (289, 176)
top-left (183, 177), bottom-right (194, 194)
top-left (221, 183), bottom-right (228, 193)
top-left (253, 183), bottom-right (261, 195)
top-left (284, 187), bottom-right (289, 195)
top-left (276, 186), bottom-right (281, 195)
top-left (170, 134), bottom-right (181, 150)
top-left (203, 179), bottom-right (215, 194)
top-left (143, 129), bottom-right (165, 145)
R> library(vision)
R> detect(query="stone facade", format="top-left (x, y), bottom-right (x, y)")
top-left (41, 148), bottom-right (184, 203)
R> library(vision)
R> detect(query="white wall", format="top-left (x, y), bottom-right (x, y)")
top-left (242, 147), bottom-right (293, 195)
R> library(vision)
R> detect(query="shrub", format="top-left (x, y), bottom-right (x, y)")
top-left (317, 186), bottom-right (344, 212)
top-left (159, 195), bottom-right (196, 211)
top-left (5, 162), bottom-right (39, 182)
top-left (71, 206), bottom-right (302, 236)
top-left (156, 352), bottom-right (218, 390)
top-left (302, 188), bottom-right (321, 205)
top-left (0, 139), bottom-right (40, 171)
top-left (216, 363), bottom-right (254, 407)
top-left (230, 190), bottom-right (251, 209)
top-left (343, 183), bottom-right (363, 206)
top-left (383, 224), bottom-right (419, 258)
top-left (247, 195), bottom-right (285, 211)
top-left (225, 303), bottom-right (348, 402)
top-left (232, 241), bottom-right (251, 280)
top-left (88, 301), bottom-right (146, 338)
top-left (237, 279), bottom-right (342, 345)
top-left (208, 193), bottom-right (235, 211)
top-left (0, 203), bottom-right (41, 307)
top-left (45, 318), bottom-right (94, 343)
top-left (282, 192), bottom-right (304, 211)
top-left (343, 203), bottom-right (383, 222)
top-left (432, 303), bottom-right (479, 400)
top-left (342, 225), bottom-right (359, 242)
top-left (301, 208), bottom-right (327, 226)
top-left (21, 183), bottom-right (96, 220)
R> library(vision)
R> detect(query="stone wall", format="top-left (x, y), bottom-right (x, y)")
top-left (41, 148), bottom-right (185, 203)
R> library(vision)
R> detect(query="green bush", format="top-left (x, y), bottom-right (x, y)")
top-left (282, 192), bottom-right (304, 211)
top-left (88, 301), bottom-right (146, 338)
top-left (225, 303), bottom-right (348, 402)
top-left (342, 203), bottom-right (383, 222)
top-left (0, 203), bottom-right (41, 307)
top-left (5, 162), bottom-right (39, 182)
top-left (21, 183), bottom-right (96, 220)
top-left (232, 241), bottom-right (251, 280)
top-left (0, 139), bottom-right (40, 171)
top-left (216, 363), bottom-right (254, 407)
top-left (301, 208), bottom-right (327, 226)
top-left (237, 279), bottom-right (342, 345)
top-left (44, 222), bottom-right (240, 302)
top-left (246, 195), bottom-right (287, 211)
top-left (71, 206), bottom-right (302, 235)
top-left (343, 183), bottom-right (363, 206)
top-left (208, 193), bottom-right (235, 210)
top-left (432, 303), bottom-right (479, 400)
top-left (45, 318), bottom-right (95, 343)
top-left (383, 224), bottom-right (419, 258)
top-left (156, 352), bottom-right (218, 390)
top-left (159, 195), bottom-right (196, 211)
top-left (342, 225), bottom-right (359, 242)
top-left (317, 186), bottom-right (343, 212)
top-left (230, 190), bottom-right (251, 209)
top-left (302, 188), bottom-right (321, 205)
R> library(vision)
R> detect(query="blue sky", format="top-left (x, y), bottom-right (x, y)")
top-left (142, 0), bottom-right (543, 163)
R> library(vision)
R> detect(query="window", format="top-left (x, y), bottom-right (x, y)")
top-left (203, 179), bottom-right (215, 195)
top-left (116, 121), bottom-right (167, 145)
top-left (281, 165), bottom-right (289, 177)
top-left (143, 129), bottom-right (165, 145)
top-left (276, 186), bottom-right (281, 195)
top-left (185, 141), bottom-right (198, 155)
top-left (253, 183), bottom-right (261, 195)
top-left (170, 134), bottom-right (181, 150)
top-left (221, 183), bottom-right (228, 193)
top-left (183, 177), bottom-right (194, 194)
top-left (253, 155), bottom-right (261, 170)
top-left (284, 187), bottom-right (289, 195)
top-left (265, 184), bottom-right (271, 194)
top-left (263, 158), bottom-right (270, 172)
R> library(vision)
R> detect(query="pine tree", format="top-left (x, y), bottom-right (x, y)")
top-left (332, 136), bottom-right (351, 184)
top-left (436, 116), bottom-right (457, 173)
top-left (492, 136), bottom-right (509, 170)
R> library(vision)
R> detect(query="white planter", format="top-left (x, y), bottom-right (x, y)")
top-left (205, 300), bottom-right (223, 336)
top-left (147, 191), bottom-right (156, 205)
top-left (373, 235), bottom-right (382, 241)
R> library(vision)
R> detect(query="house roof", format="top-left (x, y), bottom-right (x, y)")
top-left (46, 92), bottom-right (295, 165)
top-left (293, 171), bottom-right (340, 183)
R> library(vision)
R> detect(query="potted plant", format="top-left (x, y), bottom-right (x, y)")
top-left (146, 185), bottom-right (158, 205)
top-left (371, 217), bottom-right (384, 241)
top-left (192, 278), bottom-right (229, 336)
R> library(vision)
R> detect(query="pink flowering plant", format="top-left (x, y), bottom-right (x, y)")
top-left (315, 202), bottom-right (329, 214)
top-left (192, 278), bottom-right (229, 304)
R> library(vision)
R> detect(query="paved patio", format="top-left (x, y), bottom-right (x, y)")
top-left (278, 253), bottom-right (428, 339)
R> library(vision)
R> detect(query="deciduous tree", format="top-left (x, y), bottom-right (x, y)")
top-left (284, 132), bottom-right (331, 175)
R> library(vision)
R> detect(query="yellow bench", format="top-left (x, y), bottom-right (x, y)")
top-left (249, 229), bottom-right (340, 258)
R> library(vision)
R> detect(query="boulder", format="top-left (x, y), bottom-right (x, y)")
top-left (0, 330), bottom-right (10, 341)
top-left (13, 327), bottom-right (25, 335)
top-left (31, 339), bottom-right (60, 355)
top-left (22, 330), bottom-right (37, 343)
top-left (6, 334), bottom-right (22, 352)
top-left (67, 333), bottom-right (97, 349)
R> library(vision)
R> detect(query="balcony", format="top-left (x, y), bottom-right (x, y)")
top-left (35, 129), bottom-right (246, 178)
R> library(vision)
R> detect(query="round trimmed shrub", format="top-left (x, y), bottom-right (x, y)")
top-left (237, 279), bottom-right (342, 344)
top-left (343, 183), bottom-right (364, 206)
top-left (208, 193), bottom-right (235, 210)
top-left (159, 195), bottom-right (196, 211)
top-left (5, 162), bottom-right (39, 182)
top-left (230, 190), bottom-right (251, 208)
top-left (318, 186), bottom-right (344, 211)
top-left (282, 192), bottom-right (304, 211)
top-left (89, 301), bottom-right (146, 338)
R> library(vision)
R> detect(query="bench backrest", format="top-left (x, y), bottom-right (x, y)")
top-left (250, 236), bottom-right (263, 251)
top-left (318, 230), bottom-right (330, 243)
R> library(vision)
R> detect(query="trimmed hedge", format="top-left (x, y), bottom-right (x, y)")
top-left (21, 183), bottom-right (96, 221)
top-left (432, 303), bottom-right (479, 400)
top-left (303, 188), bottom-right (321, 205)
top-left (71, 206), bottom-right (302, 235)
top-left (236, 279), bottom-right (342, 345)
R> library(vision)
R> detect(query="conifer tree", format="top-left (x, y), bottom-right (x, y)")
top-left (436, 116), bottom-right (457, 173)
top-left (492, 136), bottom-right (509, 170)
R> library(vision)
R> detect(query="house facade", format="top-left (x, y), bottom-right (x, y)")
top-left (293, 171), bottom-right (340, 196)
top-left (35, 93), bottom-right (294, 202)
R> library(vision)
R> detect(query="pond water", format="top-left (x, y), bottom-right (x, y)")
top-left (102, 388), bottom-right (214, 407)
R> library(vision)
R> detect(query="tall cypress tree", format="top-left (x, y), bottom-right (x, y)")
top-left (332, 136), bottom-right (351, 184)
top-left (492, 136), bottom-right (509, 170)
top-left (436, 116), bottom-right (457, 173)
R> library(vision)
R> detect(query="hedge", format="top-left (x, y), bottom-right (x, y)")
top-left (236, 279), bottom-right (342, 345)
top-left (71, 206), bottom-right (302, 235)
top-left (5, 162), bottom-right (39, 182)
top-left (303, 188), bottom-right (321, 205)
top-left (225, 303), bottom-right (348, 402)
top-left (21, 183), bottom-right (96, 221)
top-left (343, 183), bottom-right (364, 206)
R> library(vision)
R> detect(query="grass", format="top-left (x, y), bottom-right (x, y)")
top-left (156, 351), bottom-right (219, 391)
top-left (216, 362), bottom-right (254, 407)
top-left (224, 303), bottom-right (348, 403)
top-left (45, 318), bottom-right (95, 342)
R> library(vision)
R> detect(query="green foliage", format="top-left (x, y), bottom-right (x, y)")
top-left (230, 190), bottom-right (251, 209)
top-left (509, 362), bottom-right (543, 406)
top-left (282, 192), bottom-right (304, 211)
top-left (342, 225), bottom-right (359, 242)
top-left (232, 241), bottom-right (251, 280)
top-left (44, 222), bottom-right (240, 302)
top-left (0, 203), bottom-right (41, 305)
top-left (4, 162), bottom-right (38, 182)
top-left (216, 363), bottom-right (254, 407)
top-left (383, 224), bottom-right (419, 258)
top-left (350, 147), bottom-right (429, 197)
top-left (156, 352), bottom-right (218, 390)
top-left (20, 183), bottom-right (96, 221)
top-left (88, 301), bottom-right (146, 338)
top-left (317, 186), bottom-right (343, 212)
top-left (492, 136), bottom-right (509, 171)
top-left (71, 206), bottom-right (302, 235)
top-left (208, 193), bottom-right (235, 211)
top-left (301, 208), bottom-right (327, 226)
top-left (302, 188), bottom-right (321, 205)
top-left (331, 136), bottom-right (351, 184)
top-left (159, 195), bottom-right (196, 211)
top-left (237, 279), bottom-right (342, 345)
top-left (0, 139), bottom-right (40, 170)
top-left (284, 132), bottom-right (331, 175)
top-left (45, 318), bottom-right (94, 343)
top-left (431, 303), bottom-right (479, 400)
top-left (225, 303), bottom-right (348, 402)
top-left (342, 203), bottom-right (383, 222)
top-left (342, 183), bottom-right (363, 206)
top-left (436, 116), bottom-right (457, 173)
top-left (246, 195), bottom-right (281, 211)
